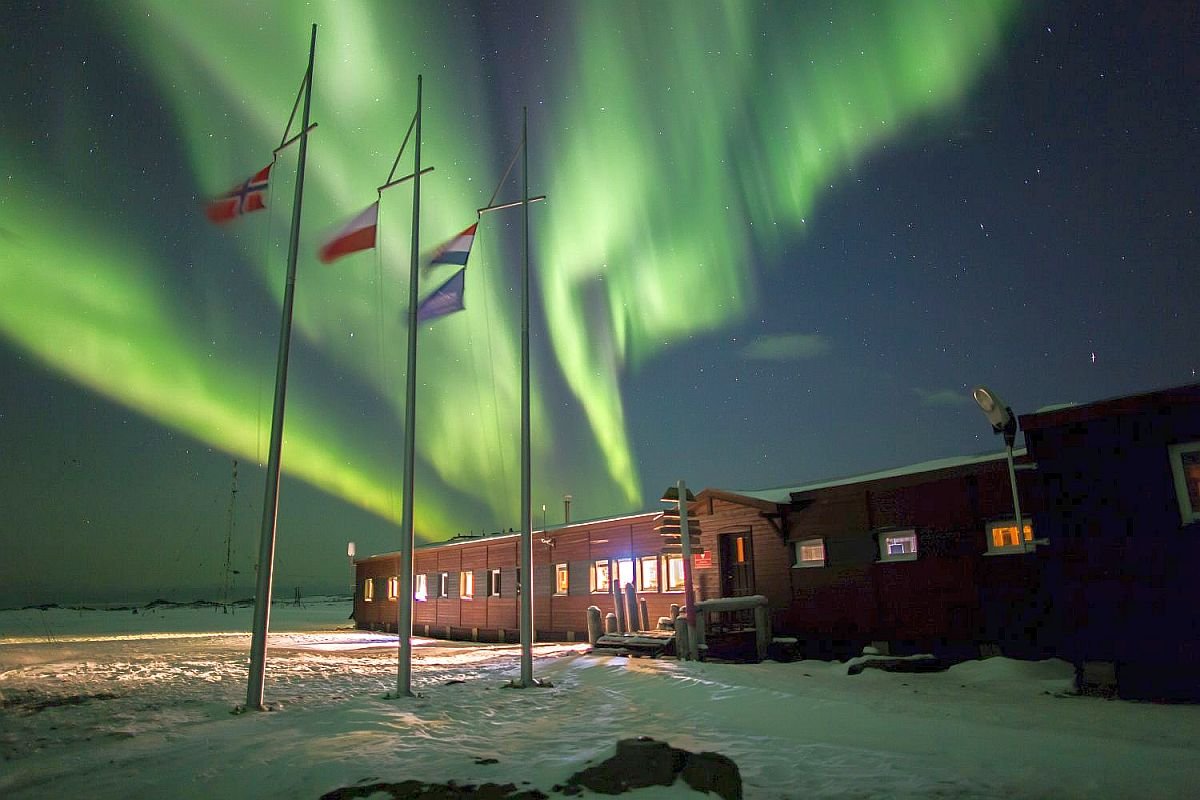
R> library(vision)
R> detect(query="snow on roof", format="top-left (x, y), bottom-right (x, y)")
top-left (730, 448), bottom-right (1025, 504)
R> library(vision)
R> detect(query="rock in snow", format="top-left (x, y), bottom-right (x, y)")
top-left (560, 736), bottom-right (742, 799)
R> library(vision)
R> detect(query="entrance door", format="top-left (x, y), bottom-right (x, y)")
top-left (719, 531), bottom-right (755, 598)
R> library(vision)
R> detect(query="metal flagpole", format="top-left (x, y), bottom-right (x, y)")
top-left (246, 22), bottom-right (317, 712)
top-left (518, 106), bottom-right (534, 687)
top-left (396, 74), bottom-right (423, 698)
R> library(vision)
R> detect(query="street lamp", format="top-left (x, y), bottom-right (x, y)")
top-left (972, 385), bottom-right (1029, 552)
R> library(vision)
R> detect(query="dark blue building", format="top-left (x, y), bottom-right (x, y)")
top-left (1020, 383), bottom-right (1200, 700)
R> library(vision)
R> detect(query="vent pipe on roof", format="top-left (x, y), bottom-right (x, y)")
top-left (563, 494), bottom-right (572, 524)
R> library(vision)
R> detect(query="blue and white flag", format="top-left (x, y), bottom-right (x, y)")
top-left (416, 268), bottom-right (466, 322)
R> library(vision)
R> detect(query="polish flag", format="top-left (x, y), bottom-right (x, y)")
top-left (428, 223), bottom-right (478, 266)
top-left (319, 201), bottom-right (379, 264)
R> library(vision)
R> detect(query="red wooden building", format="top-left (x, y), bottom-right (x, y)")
top-left (355, 450), bottom-right (1040, 657)
top-left (355, 512), bottom-right (696, 642)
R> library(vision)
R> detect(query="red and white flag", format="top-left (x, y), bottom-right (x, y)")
top-left (205, 164), bottom-right (272, 224)
top-left (319, 201), bottom-right (379, 264)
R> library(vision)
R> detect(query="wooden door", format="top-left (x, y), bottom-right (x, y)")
top-left (719, 531), bottom-right (755, 597)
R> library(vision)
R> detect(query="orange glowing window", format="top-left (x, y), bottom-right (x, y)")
top-left (555, 563), bottom-right (569, 595)
top-left (986, 520), bottom-right (1034, 554)
top-left (387, 576), bottom-right (399, 600)
top-left (794, 538), bottom-right (826, 567)
top-left (363, 578), bottom-right (375, 602)
top-left (735, 537), bottom-right (746, 563)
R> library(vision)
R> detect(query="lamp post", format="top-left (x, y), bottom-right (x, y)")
top-left (972, 385), bottom-right (1029, 552)
top-left (541, 503), bottom-right (547, 532)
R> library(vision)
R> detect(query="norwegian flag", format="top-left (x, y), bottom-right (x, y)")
top-left (205, 164), bottom-right (272, 224)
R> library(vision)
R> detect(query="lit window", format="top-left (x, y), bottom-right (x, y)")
top-left (555, 563), bottom-right (569, 595)
top-left (363, 578), bottom-right (375, 602)
top-left (460, 570), bottom-right (474, 600)
top-left (663, 554), bottom-right (685, 591)
top-left (878, 530), bottom-right (918, 562)
top-left (438, 572), bottom-right (450, 598)
top-left (387, 576), bottom-right (399, 600)
top-left (414, 574), bottom-right (427, 601)
top-left (488, 569), bottom-right (501, 597)
top-left (986, 519), bottom-right (1034, 555)
top-left (735, 536), bottom-right (746, 564)
top-left (637, 555), bottom-right (659, 591)
top-left (591, 559), bottom-right (611, 593)
top-left (793, 538), bottom-right (826, 568)
top-left (615, 558), bottom-right (634, 591)
top-left (1169, 442), bottom-right (1200, 524)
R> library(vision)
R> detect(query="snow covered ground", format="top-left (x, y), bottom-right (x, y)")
top-left (2, 598), bottom-right (1198, 799)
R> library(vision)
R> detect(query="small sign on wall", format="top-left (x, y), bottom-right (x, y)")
top-left (693, 551), bottom-right (713, 569)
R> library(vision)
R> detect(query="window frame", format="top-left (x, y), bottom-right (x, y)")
top-left (662, 554), bottom-right (685, 592)
top-left (614, 558), bottom-right (634, 592)
top-left (590, 559), bottom-right (611, 593)
top-left (1169, 441), bottom-right (1200, 525)
top-left (877, 529), bottom-right (919, 563)
top-left (985, 518), bottom-right (1035, 555)
top-left (387, 576), bottom-right (399, 600)
top-left (414, 573), bottom-right (428, 601)
top-left (460, 570), bottom-right (474, 600)
top-left (554, 563), bottom-right (569, 595)
top-left (488, 568), bottom-right (502, 597)
top-left (792, 537), bottom-right (826, 568)
top-left (363, 577), bottom-right (375, 602)
top-left (438, 572), bottom-right (450, 598)
top-left (637, 555), bottom-right (660, 591)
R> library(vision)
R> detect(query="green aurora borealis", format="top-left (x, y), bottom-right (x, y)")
top-left (0, 2), bottom-right (1021, 549)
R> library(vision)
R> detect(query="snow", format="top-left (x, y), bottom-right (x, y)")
top-left (732, 449), bottom-right (1028, 504)
top-left (3, 599), bottom-right (1199, 799)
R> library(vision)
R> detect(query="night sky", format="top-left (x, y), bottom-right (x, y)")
top-left (2, 2), bottom-right (1196, 605)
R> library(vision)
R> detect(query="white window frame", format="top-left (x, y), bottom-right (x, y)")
top-left (387, 576), bottom-right (399, 600)
top-left (637, 555), bottom-right (659, 591)
top-left (877, 529), bottom-right (918, 562)
top-left (460, 570), bottom-right (474, 600)
top-left (488, 568), bottom-right (501, 597)
top-left (363, 577), bottom-right (375, 602)
top-left (985, 518), bottom-right (1034, 555)
top-left (614, 558), bottom-right (634, 591)
top-left (662, 554), bottom-right (685, 592)
top-left (590, 559), bottom-right (611, 593)
top-left (438, 572), bottom-right (450, 598)
top-left (1169, 441), bottom-right (1200, 524)
top-left (414, 574), bottom-right (428, 602)
top-left (554, 563), bottom-right (569, 595)
top-left (793, 538), bottom-right (826, 568)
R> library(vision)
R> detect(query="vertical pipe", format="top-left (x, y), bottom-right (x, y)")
top-left (1006, 445), bottom-right (1026, 553)
top-left (246, 23), bottom-right (317, 712)
top-left (396, 74), bottom-right (423, 698)
top-left (518, 106), bottom-right (534, 686)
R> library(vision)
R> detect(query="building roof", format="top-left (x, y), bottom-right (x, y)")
top-left (358, 510), bottom-right (662, 561)
top-left (707, 449), bottom-right (1022, 506)
top-left (1019, 382), bottom-right (1200, 432)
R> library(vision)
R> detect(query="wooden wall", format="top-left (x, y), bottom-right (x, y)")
top-left (355, 512), bottom-right (690, 641)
